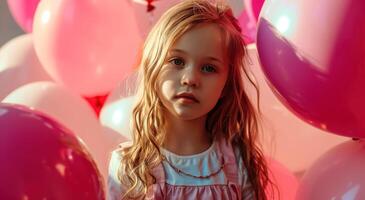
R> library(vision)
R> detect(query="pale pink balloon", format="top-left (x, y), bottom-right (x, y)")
top-left (2, 81), bottom-right (118, 193)
top-left (6, 0), bottom-right (40, 32)
top-left (131, 0), bottom-right (245, 39)
top-left (130, 0), bottom-right (182, 38)
top-left (257, 0), bottom-right (365, 138)
top-left (0, 34), bottom-right (51, 100)
top-left (227, 0), bottom-right (246, 17)
top-left (266, 157), bottom-right (299, 200)
top-left (33, 0), bottom-right (142, 96)
top-left (244, 44), bottom-right (348, 176)
top-left (296, 139), bottom-right (365, 199)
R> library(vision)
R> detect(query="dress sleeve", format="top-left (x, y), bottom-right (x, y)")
top-left (107, 142), bottom-right (133, 200)
top-left (107, 149), bottom-right (123, 200)
top-left (241, 168), bottom-right (254, 200)
top-left (233, 146), bottom-right (254, 200)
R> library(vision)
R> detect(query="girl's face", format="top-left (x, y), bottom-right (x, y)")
top-left (157, 23), bottom-right (229, 121)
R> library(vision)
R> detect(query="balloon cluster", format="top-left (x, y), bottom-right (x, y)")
top-left (3, 0), bottom-right (364, 199)
top-left (256, 0), bottom-right (365, 198)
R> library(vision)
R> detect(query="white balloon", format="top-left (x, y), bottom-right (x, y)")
top-left (244, 44), bottom-right (348, 177)
top-left (100, 95), bottom-right (136, 140)
top-left (0, 34), bottom-right (51, 100)
top-left (100, 71), bottom-right (139, 140)
top-left (2, 81), bottom-right (126, 194)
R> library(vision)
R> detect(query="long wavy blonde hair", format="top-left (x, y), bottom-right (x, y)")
top-left (118, 0), bottom-right (272, 199)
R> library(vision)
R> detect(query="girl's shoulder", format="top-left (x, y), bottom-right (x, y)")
top-left (108, 141), bottom-right (132, 200)
top-left (214, 135), bottom-right (242, 164)
top-left (109, 141), bottom-right (132, 172)
top-left (229, 140), bottom-right (254, 199)
top-left (209, 136), bottom-right (249, 185)
top-left (109, 141), bottom-right (133, 179)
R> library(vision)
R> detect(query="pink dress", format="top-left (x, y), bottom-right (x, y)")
top-left (108, 136), bottom-right (253, 199)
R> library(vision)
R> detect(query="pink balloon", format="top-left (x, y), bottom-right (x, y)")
top-left (244, 44), bottom-right (348, 177)
top-left (238, 0), bottom-right (265, 44)
top-left (6, 0), bottom-right (40, 32)
top-left (0, 34), bottom-right (51, 100)
top-left (256, 0), bottom-right (365, 138)
top-left (296, 139), bottom-right (365, 199)
top-left (238, 8), bottom-right (257, 44)
top-left (0, 103), bottom-right (105, 199)
top-left (252, 0), bottom-right (265, 20)
top-left (130, 0), bottom-right (182, 38)
top-left (33, 0), bottom-right (142, 96)
top-left (266, 158), bottom-right (299, 200)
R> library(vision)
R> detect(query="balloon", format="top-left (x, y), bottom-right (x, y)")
top-left (2, 81), bottom-right (116, 191)
top-left (227, 0), bottom-right (245, 17)
top-left (0, 34), bottom-right (51, 100)
top-left (6, 0), bottom-right (40, 32)
top-left (0, 103), bottom-right (104, 199)
top-left (131, 0), bottom-right (245, 39)
top-left (244, 0), bottom-right (265, 21)
top-left (100, 95), bottom-right (136, 141)
top-left (100, 72), bottom-right (139, 140)
top-left (130, 0), bottom-right (182, 38)
top-left (105, 71), bottom-right (139, 100)
top-left (238, 0), bottom-right (265, 43)
top-left (33, 0), bottom-right (142, 96)
top-left (244, 44), bottom-right (348, 176)
top-left (296, 139), bottom-right (365, 200)
top-left (84, 94), bottom-right (109, 117)
top-left (266, 157), bottom-right (299, 200)
top-left (238, 7), bottom-right (257, 44)
top-left (0, 0), bottom-right (24, 45)
top-left (256, 0), bottom-right (365, 138)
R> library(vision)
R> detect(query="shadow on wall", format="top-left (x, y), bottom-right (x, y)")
top-left (0, 0), bottom-right (24, 46)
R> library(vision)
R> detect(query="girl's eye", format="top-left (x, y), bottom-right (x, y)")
top-left (201, 65), bottom-right (216, 73)
top-left (170, 58), bottom-right (184, 66)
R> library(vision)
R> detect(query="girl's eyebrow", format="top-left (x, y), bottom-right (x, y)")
top-left (169, 48), bottom-right (224, 65)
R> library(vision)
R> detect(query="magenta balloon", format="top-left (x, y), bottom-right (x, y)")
top-left (6, 0), bottom-right (40, 32)
top-left (244, 0), bottom-right (265, 21)
top-left (0, 103), bottom-right (105, 200)
top-left (252, 0), bottom-right (265, 20)
top-left (256, 0), bottom-right (365, 138)
top-left (296, 140), bottom-right (365, 199)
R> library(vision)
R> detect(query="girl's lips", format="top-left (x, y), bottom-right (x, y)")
top-left (175, 93), bottom-right (199, 103)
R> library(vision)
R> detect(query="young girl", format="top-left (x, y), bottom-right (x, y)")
top-left (108, 0), bottom-right (272, 199)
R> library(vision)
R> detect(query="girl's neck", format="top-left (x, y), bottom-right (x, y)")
top-left (162, 114), bottom-right (212, 156)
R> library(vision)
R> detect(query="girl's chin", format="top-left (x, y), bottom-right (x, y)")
top-left (173, 111), bottom-right (207, 121)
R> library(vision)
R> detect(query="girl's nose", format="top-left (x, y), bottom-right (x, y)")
top-left (181, 67), bottom-right (200, 88)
